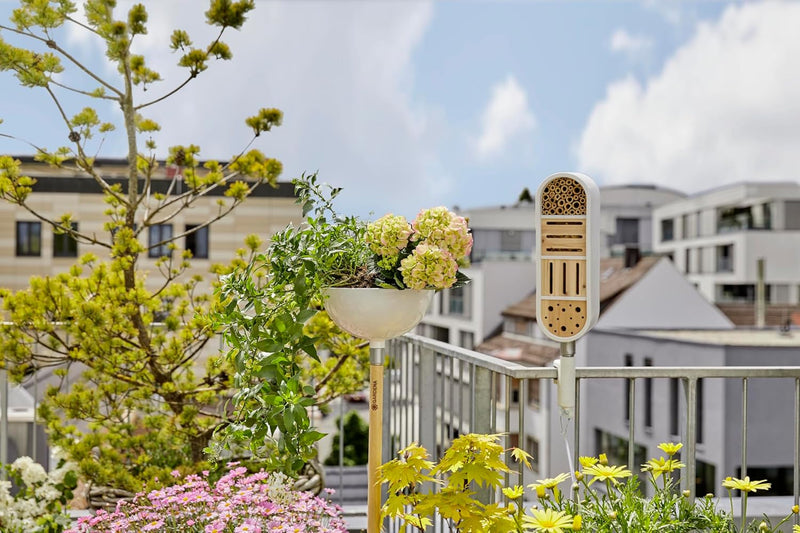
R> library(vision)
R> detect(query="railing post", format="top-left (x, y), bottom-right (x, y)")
top-left (683, 377), bottom-right (697, 499)
top-left (417, 347), bottom-right (437, 468)
top-left (473, 365), bottom-right (493, 503)
top-left (0, 368), bottom-right (7, 477)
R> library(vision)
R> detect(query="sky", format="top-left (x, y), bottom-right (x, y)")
top-left (2, 1), bottom-right (800, 219)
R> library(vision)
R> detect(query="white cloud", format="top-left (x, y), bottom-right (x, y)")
top-left (475, 75), bottom-right (535, 160)
top-left (58, 1), bottom-right (440, 218)
top-left (609, 28), bottom-right (653, 56)
top-left (578, 3), bottom-right (800, 193)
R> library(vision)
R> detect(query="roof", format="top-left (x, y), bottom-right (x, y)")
top-left (502, 255), bottom-right (662, 321)
top-left (715, 303), bottom-right (800, 328)
top-left (475, 334), bottom-right (560, 366)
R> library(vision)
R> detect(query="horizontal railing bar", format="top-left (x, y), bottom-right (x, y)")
top-left (403, 334), bottom-right (551, 376)
top-left (576, 367), bottom-right (800, 379)
top-left (404, 335), bottom-right (800, 380)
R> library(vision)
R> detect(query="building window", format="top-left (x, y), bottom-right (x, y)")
top-left (717, 203), bottom-right (772, 233)
top-left (696, 247), bottom-right (703, 274)
top-left (717, 283), bottom-right (771, 303)
top-left (53, 222), bottom-right (79, 258)
top-left (16, 221), bottom-right (41, 257)
top-left (148, 224), bottom-right (173, 258)
top-left (785, 201), bottom-right (800, 230)
top-left (526, 436), bottom-right (540, 473)
top-left (615, 218), bottom-right (639, 246)
top-left (661, 219), bottom-right (674, 242)
top-left (448, 287), bottom-right (465, 316)
top-left (670, 378), bottom-right (680, 436)
top-left (715, 244), bottom-right (733, 273)
top-left (644, 358), bottom-right (653, 429)
top-left (682, 214), bottom-right (690, 239)
top-left (429, 325), bottom-right (449, 343)
top-left (694, 211), bottom-right (703, 237)
top-left (696, 460), bottom-right (716, 496)
top-left (185, 224), bottom-right (209, 259)
top-left (624, 354), bottom-right (633, 424)
top-left (737, 466), bottom-right (793, 496)
top-left (595, 429), bottom-right (646, 476)
top-left (684, 250), bottom-right (691, 274)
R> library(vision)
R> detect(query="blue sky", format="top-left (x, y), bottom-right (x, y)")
top-left (2, 1), bottom-right (798, 219)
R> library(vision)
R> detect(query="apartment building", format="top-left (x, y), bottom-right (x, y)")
top-left (1, 156), bottom-right (301, 292)
top-left (599, 184), bottom-right (685, 258)
top-left (651, 182), bottom-right (800, 307)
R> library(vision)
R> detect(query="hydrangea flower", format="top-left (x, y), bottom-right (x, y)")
top-left (399, 244), bottom-right (458, 290)
top-left (365, 214), bottom-right (412, 258)
top-left (411, 206), bottom-right (473, 261)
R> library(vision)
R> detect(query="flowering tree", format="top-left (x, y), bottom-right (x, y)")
top-left (0, 0), bottom-right (284, 492)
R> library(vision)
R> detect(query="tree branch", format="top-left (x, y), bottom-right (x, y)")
top-left (314, 340), bottom-right (369, 394)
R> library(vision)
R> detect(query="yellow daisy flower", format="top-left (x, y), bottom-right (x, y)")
top-left (578, 456), bottom-right (598, 468)
top-left (657, 442), bottom-right (683, 457)
top-left (523, 508), bottom-right (575, 532)
top-left (721, 476), bottom-right (771, 493)
top-left (502, 485), bottom-right (525, 500)
top-left (584, 464), bottom-right (633, 485)
top-left (528, 472), bottom-right (571, 491)
top-left (641, 457), bottom-right (685, 479)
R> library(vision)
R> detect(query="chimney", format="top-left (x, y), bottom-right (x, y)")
top-left (624, 246), bottom-right (641, 268)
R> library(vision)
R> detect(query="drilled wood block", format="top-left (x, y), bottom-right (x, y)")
top-left (539, 299), bottom-right (588, 339)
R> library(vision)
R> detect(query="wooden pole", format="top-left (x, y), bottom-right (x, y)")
top-left (368, 343), bottom-right (385, 533)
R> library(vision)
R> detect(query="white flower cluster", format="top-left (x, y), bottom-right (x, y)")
top-left (0, 454), bottom-right (78, 533)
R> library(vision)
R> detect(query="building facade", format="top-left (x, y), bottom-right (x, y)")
top-left (651, 182), bottom-right (800, 306)
top-left (599, 184), bottom-right (686, 258)
top-left (1, 157), bottom-right (301, 292)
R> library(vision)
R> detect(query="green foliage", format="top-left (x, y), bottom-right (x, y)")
top-left (211, 174), bottom-right (375, 473)
top-left (324, 411), bottom-right (369, 466)
top-left (0, 0), bottom-right (286, 493)
top-left (381, 435), bottom-right (798, 533)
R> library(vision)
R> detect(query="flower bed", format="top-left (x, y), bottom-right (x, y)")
top-left (67, 467), bottom-right (348, 533)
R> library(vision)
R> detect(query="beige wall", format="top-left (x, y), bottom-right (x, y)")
top-left (0, 161), bottom-right (301, 292)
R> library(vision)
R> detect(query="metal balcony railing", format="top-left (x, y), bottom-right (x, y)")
top-left (376, 334), bottom-right (800, 531)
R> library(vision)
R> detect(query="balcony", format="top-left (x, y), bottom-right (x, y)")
top-left (6, 330), bottom-right (800, 531)
top-left (332, 333), bottom-right (800, 531)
